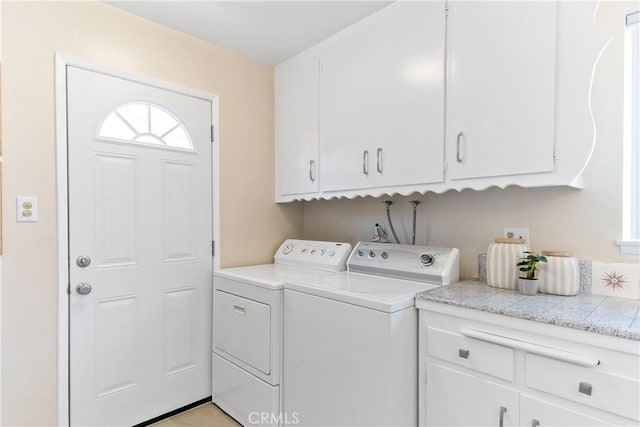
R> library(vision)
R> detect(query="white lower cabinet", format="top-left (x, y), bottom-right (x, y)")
top-left (418, 304), bottom-right (640, 427)
top-left (520, 394), bottom-right (613, 427)
top-left (427, 363), bottom-right (519, 427)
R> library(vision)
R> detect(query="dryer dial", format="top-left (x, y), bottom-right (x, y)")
top-left (420, 253), bottom-right (435, 267)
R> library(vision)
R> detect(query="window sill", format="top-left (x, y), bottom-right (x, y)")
top-left (616, 240), bottom-right (640, 255)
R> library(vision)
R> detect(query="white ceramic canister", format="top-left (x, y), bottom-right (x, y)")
top-left (487, 238), bottom-right (529, 290)
top-left (538, 250), bottom-right (580, 296)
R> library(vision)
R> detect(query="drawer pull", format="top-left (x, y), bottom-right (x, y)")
top-left (233, 304), bottom-right (246, 315)
top-left (460, 328), bottom-right (600, 367)
top-left (458, 349), bottom-right (470, 359)
top-left (531, 419), bottom-right (540, 427)
top-left (499, 406), bottom-right (507, 427)
top-left (579, 381), bottom-right (592, 396)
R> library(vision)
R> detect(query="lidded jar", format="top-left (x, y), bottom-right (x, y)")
top-left (487, 238), bottom-right (529, 290)
top-left (538, 250), bottom-right (579, 296)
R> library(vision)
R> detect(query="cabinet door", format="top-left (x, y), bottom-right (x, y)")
top-left (446, 2), bottom-right (557, 180)
top-left (275, 54), bottom-right (319, 198)
top-left (320, 2), bottom-right (446, 192)
top-left (520, 395), bottom-right (614, 427)
top-left (426, 363), bottom-right (519, 426)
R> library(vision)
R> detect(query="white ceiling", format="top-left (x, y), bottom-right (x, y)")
top-left (105, 1), bottom-right (393, 65)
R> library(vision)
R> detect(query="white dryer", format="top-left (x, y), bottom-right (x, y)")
top-left (283, 241), bottom-right (459, 427)
top-left (212, 239), bottom-right (352, 426)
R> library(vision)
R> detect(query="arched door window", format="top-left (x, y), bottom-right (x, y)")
top-left (97, 101), bottom-right (193, 150)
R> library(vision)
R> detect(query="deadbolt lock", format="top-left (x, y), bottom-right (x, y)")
top-left (76, 255), bottom-right (91, 268)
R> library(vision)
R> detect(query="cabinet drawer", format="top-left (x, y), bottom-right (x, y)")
top-left (427, 326), bottom-right (514, 381)
top-left (214, 290), bottom-right (271, 375)
top-left (525, 353), bottom-right (640, 421)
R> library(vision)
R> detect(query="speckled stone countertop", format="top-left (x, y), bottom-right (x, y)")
top-left (416, 280), bottom-right (640, 341)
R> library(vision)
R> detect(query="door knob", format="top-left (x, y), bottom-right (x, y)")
top-left (76, 255), bottom-right (91, 268)
top-left (76, 282), bottom-right (92, 295)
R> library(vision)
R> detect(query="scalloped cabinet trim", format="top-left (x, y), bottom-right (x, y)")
top-left (275, 1), bottom-right (609, 203)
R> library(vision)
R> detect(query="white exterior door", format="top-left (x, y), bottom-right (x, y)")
top-left (67, 66), bottom-right (213, 426)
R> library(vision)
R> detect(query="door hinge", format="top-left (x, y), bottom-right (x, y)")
top-left (212, 240), bottom-right (216, 257)
top-left (211, 125), bottom-right (215, 143)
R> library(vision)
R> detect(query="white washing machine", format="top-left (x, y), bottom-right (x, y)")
top-left (212, 239), bottom-right (352, 426)
top-left (283, 241), bottom-right (459, 427)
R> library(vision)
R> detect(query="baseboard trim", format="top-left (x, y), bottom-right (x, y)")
top-left (134, 396), bottom-right (213, 427)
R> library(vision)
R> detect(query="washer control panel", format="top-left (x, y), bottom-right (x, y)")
top-left (274, 239), bottom-right (352, 272)
top-left (348, 241), bottom-right (460, 285)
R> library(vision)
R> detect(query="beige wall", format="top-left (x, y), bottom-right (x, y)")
top-left (303, 1), bottom-right (640, 278)
top-left (0, 1), bottom-right (302, 425)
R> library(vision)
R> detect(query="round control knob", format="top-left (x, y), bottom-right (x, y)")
top-left (311, 249), bottom-right (317, 255)
top-left (368, 251), bottom-right (376, 259)
top-left (328, 250), bottom-right (336, 257)
top-left (320, 249), bottom-right (326, 256)
top-left (420, 253), bottom-right (435, 267)
top-left (381, 252), bottom-right (389, 260)
top-left (282, 244), bottom-right (293, 255)
top-left (301, 248), bottom-right (308, 254)
top-left (357, 250), bottom-right (365, 257)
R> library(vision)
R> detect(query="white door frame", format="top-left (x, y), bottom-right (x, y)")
top-left (54, 54), bottom-right (221, 426)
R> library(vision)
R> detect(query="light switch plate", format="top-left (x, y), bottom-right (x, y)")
top-left (16, 196), bottom-right (38, 223)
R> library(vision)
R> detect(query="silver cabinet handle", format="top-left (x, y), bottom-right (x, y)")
top-left (460, 328), bottom-right (600, 367)
top-left (309, 160), bottom-right (316, 182)
top-left (363, 150), bottom-right (369, 175)
top-left (376, 148), bottom-right (383, 173)
top-left (531, 420), bottom-right (540, 427)
top-left (76, 282), bottom-right (92, 295)
top-left (458, 349), bottom-right (470, 359)
top-left (578, 381), bottom-right (592, 396)
top-left (499, 406), bottom-right (507, 427)
top-left (456, 131), bottom-right (464, 163)
top-left (233, 304), bottom-right (246, 315)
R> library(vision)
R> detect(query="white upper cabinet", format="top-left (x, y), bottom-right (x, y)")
top-left (446, 1), bottom-right (558, 180)
top-left (319, 1), bottom-right (446, 193)
top-left (275, 53), bottom-right (320, 199)
top-left (274, 1), bottom-right (606, 201)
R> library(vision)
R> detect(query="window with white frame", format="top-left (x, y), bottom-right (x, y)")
top-left (619, 10), bottom-right (640, 254)
top-left (98, 101), bottom-right (193, 150)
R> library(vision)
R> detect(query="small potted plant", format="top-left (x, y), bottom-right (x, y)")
top-left (516, 251), bottom-right (547, 295)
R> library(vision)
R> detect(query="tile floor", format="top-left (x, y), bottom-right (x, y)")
top-left (151, 403), bottom-right (240, 427)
